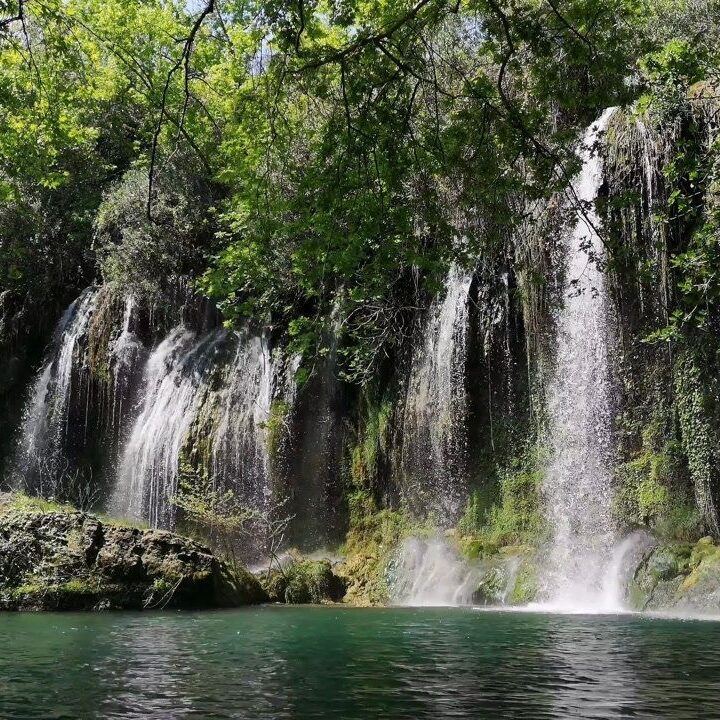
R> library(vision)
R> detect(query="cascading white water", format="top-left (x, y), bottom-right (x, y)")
top-left (211, 330), bottom-right (276, 509)
top-left (401, 264), bottom-right (473, 522)
top-left (14, 287), bottom-right (304, 535)
top-left (109, 296), bottom-right (143, 430)
top-left (391, 537), bottom-right (479, 607)
top-left (110, 327), bottom-right (224, 527)
top-left (14, 289), bottom-right (99, 492)
top-left (394, 266), bottom-right (474, 606)
top-left (543, 108), bottom-right (621, 612)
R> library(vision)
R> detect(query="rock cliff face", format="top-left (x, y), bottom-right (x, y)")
top-left (0, 497), bottom-right (266, 610)
top-left (4, 102), bottom-right (720, 614)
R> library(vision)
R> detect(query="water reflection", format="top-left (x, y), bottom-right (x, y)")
top-left (1, 608), bottom-right (720, 719)
top-left (543, 615), bottom-right (640, 719)
top-left (100, 617), bottom-right (195, 718)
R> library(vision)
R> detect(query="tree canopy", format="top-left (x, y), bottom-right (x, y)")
top-left (1, 0), bottom-right (718, 378)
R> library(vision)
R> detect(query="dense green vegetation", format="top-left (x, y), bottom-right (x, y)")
top-left (0, 0), bottom-right (714, 376)
top-left (3, 0), bottom-right (720, 576)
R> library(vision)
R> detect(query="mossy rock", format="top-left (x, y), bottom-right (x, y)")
top-left (458, 536), bottom-right (499, 559)
top-left (507, 559), bottom-right (539, 605)
top-left (263, 559), bottom-right (347, 604)
top-left (8, 579), bottom-right (106, 611)
top-left (473, 567), bottom-right (506, 606)
top-left (648, 549), bottom-right (681, 581)
top-left (336, 552), bottom-right (386, 606)
top-left (630, 545), bottom-right (682, 610)
top-left (262, 569), bottom-right (291, 602)
top-left (214, 564), bottom-right (267, 606)
top-left (630, 539), bottom-right (720, 612)
top-left (690, 537), bottom-right (717, 568)
top-left (628, 581), bottom-right (651, 611)
top-left (0, 496), bottom-right (265, 611)
top-left (677, 542), bottom-right (720, 603)
top-left (339, 503), bottom-right (419, 606)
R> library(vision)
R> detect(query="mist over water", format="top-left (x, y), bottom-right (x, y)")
top-left (391, 537), bottom-right (479, 607)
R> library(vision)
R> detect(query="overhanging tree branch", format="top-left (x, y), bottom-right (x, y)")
top-left (147, 0), bottom-right (215, 222)
top-left (545, 0), bottom-right (594, 51)
top-left (484, 0), bottom-right (607, 243)
top-left (288, 0), bottom-right (442, 73)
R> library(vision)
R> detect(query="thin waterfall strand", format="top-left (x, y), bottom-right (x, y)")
top-left (13, 289), bottom-right (99, 492)
top-left (401, 265), bottom-right (473, 523)
top-left (211, 330), bottom-right (276, 509)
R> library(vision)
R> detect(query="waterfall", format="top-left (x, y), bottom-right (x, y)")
top-left (636, 118), bottom-right (677, 323)
top-left (543, 108), bottom-right (620, 612)
top-left (211, 330), bottom-right (276, 509)
top-left (110, 327), bottom-right (225, 527)
top-left (391, 537), bottom-right (478, 607)
top-left (401, 265), bottom-right (473, 523)
top-left (109, 296), bottom-right (144, 431)
top-left (13, 288), bottom-right (99, 494)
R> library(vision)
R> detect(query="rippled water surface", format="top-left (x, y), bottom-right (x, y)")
top-left (2, 606), bottom-right (720, 719)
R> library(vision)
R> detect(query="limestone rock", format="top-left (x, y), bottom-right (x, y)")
top-left (0, 505), bottom-right (266, 611)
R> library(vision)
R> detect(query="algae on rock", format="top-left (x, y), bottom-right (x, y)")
top-left (0, 494), bottom-right (266, 611)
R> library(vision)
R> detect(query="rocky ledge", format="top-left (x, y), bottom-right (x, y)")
top-left (0, 498), bottom-right (266, 611)
top-left (630, 537), bottom-right (720, 613)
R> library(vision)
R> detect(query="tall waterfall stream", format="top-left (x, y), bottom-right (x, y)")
top-left (392, 110), bottom-right (642, 611)
top-left (110, 327), bottom-right (226, 527)
top-left (541, 108), bottom-right (624, 612)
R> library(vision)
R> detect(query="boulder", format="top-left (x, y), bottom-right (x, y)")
top-left (629, 539), bottom-right (720, 613)
top-left (0, 506), bottom-right (266, 611)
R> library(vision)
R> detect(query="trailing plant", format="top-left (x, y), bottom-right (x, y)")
top-left (172, 477), bottom-right (292, 571)
top-left (458, 445), bottom-right (548, 550)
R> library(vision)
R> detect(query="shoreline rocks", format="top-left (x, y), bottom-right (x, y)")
top-left (9, 495), bottom-right (720, 615)
top-left (630, 537), bottom-right (720, 613)
top-left (0, 503), bottom-right (266, 611)
top-left (261, 558), bottom-right (347, 604)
